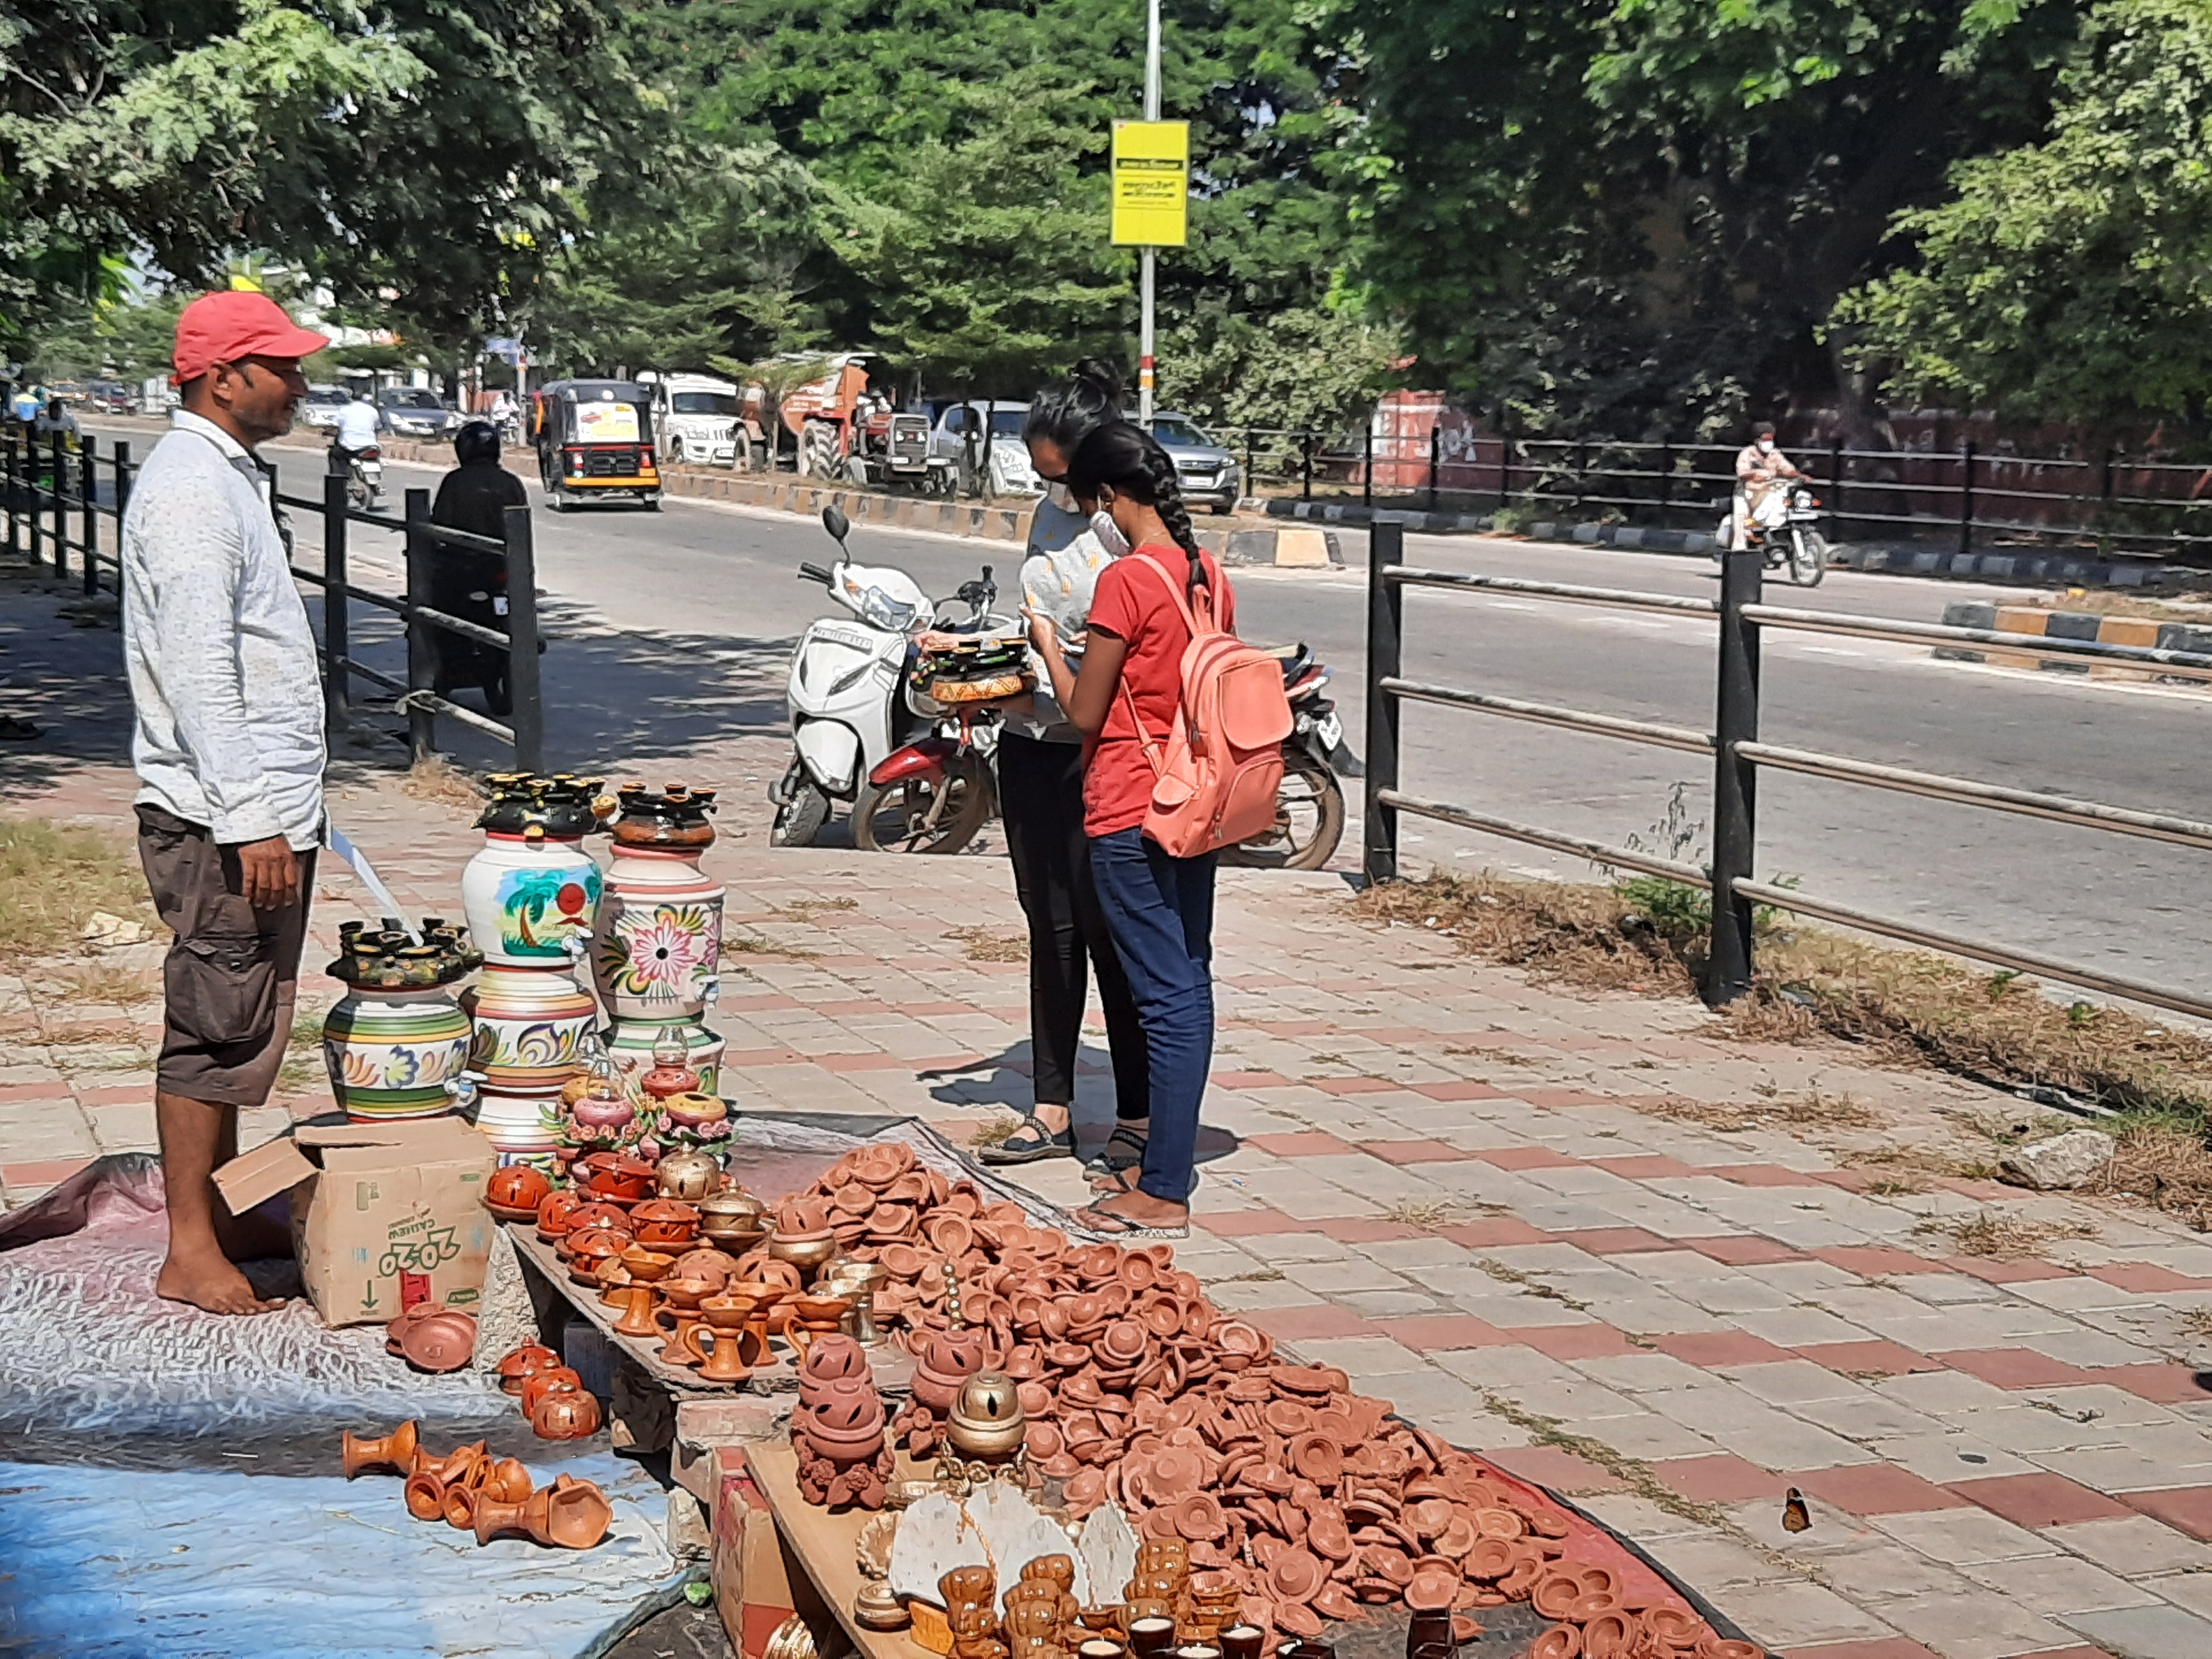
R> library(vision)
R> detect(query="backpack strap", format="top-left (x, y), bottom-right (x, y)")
top-left (1119, 680), bottom-right (1167, 778)
top-left (1133, 549), bottom-right (1222, 636)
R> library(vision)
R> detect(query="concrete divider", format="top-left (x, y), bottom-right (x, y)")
top-left (1935, 601), bottom-right (2212, 679)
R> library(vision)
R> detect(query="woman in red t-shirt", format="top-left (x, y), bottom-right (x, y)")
top-left (1029, 422), bottom-right (1234, 1240)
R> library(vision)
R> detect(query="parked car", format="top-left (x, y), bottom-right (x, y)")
top-left (297, 385), bottom-right (349, 431)
top-left (82, 381), bottom-right (135, 415)
top-left (645, 372), bottom-right (743, 466)
top-left (928, 401), bottom-right (1039, 495)
top-left (377, 386), bottom-right (457, 439)
top-left (1151, 413), bottom-right (1241, 514)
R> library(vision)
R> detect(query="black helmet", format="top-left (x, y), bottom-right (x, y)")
top-left (453, 420), bottom-right (500, 465)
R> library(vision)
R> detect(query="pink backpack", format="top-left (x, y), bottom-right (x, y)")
top-left (1118, 553), bottom-right (1293, 857)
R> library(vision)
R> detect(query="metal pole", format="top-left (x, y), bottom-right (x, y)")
top-left (1660, 439), bottom-right (1673, 517)
top-left (1364, 520), bottom-right (1404, 885)
top-left (1137, 0), bottom-right (1161, 425)
top-left (1959, 441), bottom-right (1975, 557)
top-left (1829, 439), bottom-right (1843, 523)
top-left (112, 441), bottom-right (132, 599)
top-left (49, 430), bottom-right (67, 575)
top-left (1428, 424), bottom-right (1441, 513)
top-left (3, 430), bottom-right (17, 561)
top-left (503, 503), bottom-right (544, 771)
top-left (403, 487), bottom-right (436, 764)
top-left (322, 468), bottom-right (352, 724)
top-left (1301, 432), bottom-right (1313, 502)
top-left (1363, 420), bottom-right (1373, 509)
top-left (1244, 429), bottom-right (1254, 495)
top-left (79, 436), bottom-right (98, 594)
top-left (1706, 546), bottom-right (1762, 1006)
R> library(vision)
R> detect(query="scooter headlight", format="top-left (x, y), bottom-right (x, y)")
top-left (853, 585), bottom-right (918, 633)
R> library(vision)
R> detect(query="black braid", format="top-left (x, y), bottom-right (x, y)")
top-left (1142, 442), bottom-right (1207, 596)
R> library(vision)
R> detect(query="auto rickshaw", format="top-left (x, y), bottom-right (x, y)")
top-left (529, 379), bottom-right (662, 510)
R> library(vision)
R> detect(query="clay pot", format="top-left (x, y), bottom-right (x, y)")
top-left (566, 1198), bottom-right (634, 1234)
top-left (1579, 1614), bottom-right (1633, 1659)
top-left (488, 1164), bottom-right (552, 1214)
top-left (521, 1366), bottom-right (584, 1415)
top-left (495, 1344), bottom-right (561, 1395)
top-left (340, 1420), bottom-right (419, 1479)
top-left (582, 1152), bottom-right (658, 1202)
top-left (537, 1189), bottom-right (588, 1238)
top-left (404, 1469), bottom-right (452, 1521)
top-left (657, 1147), bottom-right (723, 1201)
top-left (532, 1387), bottom-right (604, 1441)
top-left (398, 1308), bottom-right (478, 1374)
top-left (631, 1198), bottom-right (701, 1250)
top-left (669, 1248), bottom-right (735, 1290)
top-left (947, 1370), bottom-right (1026, 1459)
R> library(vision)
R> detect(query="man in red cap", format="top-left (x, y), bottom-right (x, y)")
top-left (120, 290), bottom-right (331, 1314)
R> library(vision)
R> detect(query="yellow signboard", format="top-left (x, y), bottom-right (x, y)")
top-left (1112, 121), bottom-right (1190, 247)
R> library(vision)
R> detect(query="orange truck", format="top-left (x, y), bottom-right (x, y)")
top-left (743, 353), bottom-right (951, 494)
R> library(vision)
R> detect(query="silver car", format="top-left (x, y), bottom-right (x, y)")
top-left (376, 386), bottom-right (457, 439)
top-left (1151, 413), bottom-right (1241, 514)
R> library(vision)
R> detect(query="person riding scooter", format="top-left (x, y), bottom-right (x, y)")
top-left (428, 420), bottom-right (527, 713)
top-left (331, 385), bottom-right (383, 497)
top-left (1729, 421), bottom-right (1802, 551)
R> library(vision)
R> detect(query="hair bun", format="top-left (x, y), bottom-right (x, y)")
top-left (1071, 357), bottom-right (1124, 404)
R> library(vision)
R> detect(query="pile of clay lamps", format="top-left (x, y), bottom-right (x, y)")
top-left (794, 1145), bottom-right (1756, 1658)
top-left (339, 1419), bottom-right (612, 1549)
top-left (495, 1340), bottom-right (604, 1439)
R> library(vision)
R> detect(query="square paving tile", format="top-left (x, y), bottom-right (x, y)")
top-left (1479, 1443), bottom-right (1623, 1494)
top-left (1937, 1349), bottom-right (2096, 1391)
top-left (1648, 1453), bottom-right (1791, 1504)
top-left (1871, 1507), bottom-right (2060, 1565)
top-left (1796, 1339), bottom-right (1943, 1376)
top-left (2119, 1486), bottom-right (2212, 1543)
top-left (1650, 1330), bottom-right (1798, 1369)
top-left (1792, 1463), bottom-right (1974, 1517)
top-left (1873, 1587), bottom-right (2076, 1659)
top-left (2044, 1516), bottom-right (2212, 1575)
top-left (2063, 1604), bottom-right (2212, 1659)
top-left (1957, 1553), bottom-right (2158, 1616)
top-left (1949, 1473), bottom-right (2136, 1530)
top-left (1376, 1314), bottom-right (1511, 1353)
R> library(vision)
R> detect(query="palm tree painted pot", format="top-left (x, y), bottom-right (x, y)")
top-left (322, 988), bottom-right (474, 1123)
top-left (591, 845), bottom-right (724, 1020)
top-left (603, 1016), bottom-right (725, 1100)
top-left (465, 964), bottom-right (601, 1095)
top-left (461, 831), bottom-right (604, 969)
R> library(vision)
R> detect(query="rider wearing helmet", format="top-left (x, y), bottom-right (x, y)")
top-left (427, 421), bottom-right (528, 712)
top-left (1730, 421), bottom-right (1802, 551)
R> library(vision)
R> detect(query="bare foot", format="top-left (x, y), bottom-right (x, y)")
top-left (156, 1249), bottom-right (285, 1315)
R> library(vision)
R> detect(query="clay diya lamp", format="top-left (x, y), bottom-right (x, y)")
top-left (1700, 1644), bottom-right (1762, 1659)
top-left (630, 1197), bottom-right (701, 1251)
top-left (340, 1420), bottom-right (419, 1479)
top-left (610, 1281), bottom-right (664, 1339)
top-left (399, 1308), bottom-right (479, 1374)
top-left (536, 1188), bottom-right (587, 1239)
top-left (442, 1457), bottom-right (533, 1527)
top-left (521, 1365), bottom-right (584, 1416)
top-left (1525, 1632), bottom-right (1578, 1659)
top-left (787, 1293), bottom-right (852, 1336)
top-left (495, 1343), bottom-right (561, 1396)
top-left (686, 1294), bottom-right (763, 1382)
top-left (654, 1276), bottom-right (720, 1364)
top-left (531, 1386), bottom-right (604, 1441)
top-left (768, 1227), bottom-right (838, 1276)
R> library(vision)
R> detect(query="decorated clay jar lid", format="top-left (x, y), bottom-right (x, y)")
top-left (475, 772), bottom-right (609, 838)
top-left (947, 1370), bottom-right (1026, 1457)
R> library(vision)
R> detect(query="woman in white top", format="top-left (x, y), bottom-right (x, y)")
top-left (979, 361), bottom-right (1150, 1175)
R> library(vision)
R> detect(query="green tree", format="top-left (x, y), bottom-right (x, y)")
top-left (1157, 290), bottom-right (1398, 432)
top-left (1837, 0), bottom-right (2212, 425)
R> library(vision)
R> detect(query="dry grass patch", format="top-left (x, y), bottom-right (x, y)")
top-left (0, 818), bottom-right (153, 963)
top-left (966, 1110), bottom-right (1024, 1149)
top-left (945, 926), bottom-right (1026, 963)
top-left (1641, 1086), bottom-right (1879, 1135)
top-left (1914, 1211), bottom-right (2098, 1258)
top-left (399, 753), bottom-right (486, 810)
top-left (722, 933), bottom-right (819, 962)
top-left (2176, 1307), bottom-right (2212, 1342)
top-left (1359, 873), bottom-right (1697, 997)
top-left (2088, 1123), bottom-right (2212, 1227)
top-left (1379, 1198), bottom-right (1461, 1230)
top-left (781, 896), bottom-right (858, 920)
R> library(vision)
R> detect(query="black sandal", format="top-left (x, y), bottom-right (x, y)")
top-left (978, 1114), bottom-right (1074, 1166)
top-left (1083, 1124), bottom-right (1147, 1180)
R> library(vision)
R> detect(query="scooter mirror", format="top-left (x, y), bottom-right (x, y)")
top-left (821, 505), bottom-right (850, 545)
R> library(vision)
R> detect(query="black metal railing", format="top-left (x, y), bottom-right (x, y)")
top-left (0, 425), bottom-right (543, 769)
top-left (1361, 520), bottom-right (2212, 1021)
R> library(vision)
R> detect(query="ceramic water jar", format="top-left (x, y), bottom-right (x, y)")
top-left (473, 1086), bottom-right (563, 1166)
top-left (465, 964), bottom-right (600, 1093)
top-left (462, 774), bottom-right (610, 968)
top-left (322, 987), bottom-right (473, 1122)
top-left (592, 846), bottom-right (724, 1020)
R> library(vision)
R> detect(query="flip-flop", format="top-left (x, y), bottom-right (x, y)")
top-left (979, 1114), bottom-right (1074, 1166)
top-left (1071, 1199), bottom-right (1188, 1242)
top-left (1082, 1124), bottom-right (1147, 1178)
top-left (1089, 1164), bottom-right (1141, 1195)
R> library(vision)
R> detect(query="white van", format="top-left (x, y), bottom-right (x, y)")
top-left (643, 372), bottom-right (742, 466)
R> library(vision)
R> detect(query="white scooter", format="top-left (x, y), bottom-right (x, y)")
top-left (769, 505), bottom-right (1010, 853)
top-left (1720, 481), bottom-right (1829, 587)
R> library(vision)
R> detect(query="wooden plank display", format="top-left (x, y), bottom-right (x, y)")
top-left (505, 1222), bottom-right (914, 1400)
top-left (745, 1438), bottom-right (935, 1659)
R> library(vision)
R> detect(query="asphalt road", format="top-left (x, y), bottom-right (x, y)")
top-left (100, 427), bottom-right (2212, 1001)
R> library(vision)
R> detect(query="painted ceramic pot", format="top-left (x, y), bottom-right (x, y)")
top-left (466, 964), bottom-right (599, 1093)
top-left (602, 1017), bottom-right (723, 1099)
top-left (591, 844), bottom-right (724, 1020)
top-left (462, 828), bottom-right (604, 968)
top-left (472, 1085), bottom-right (564, 1165)
top-left (321, 987), bottom-right (472, 1123)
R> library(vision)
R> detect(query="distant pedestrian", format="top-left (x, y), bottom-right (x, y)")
top-left (979, 359), bottom-right (1150, 1175)
top-left (429, 420), bottom-right (526, 712)
top-left (121, 289), bottom-right (329, 1316)
top-left (33, 397), bottom-right (80, 445)
top-left (1030, 421), bottom-right (1234, 1240)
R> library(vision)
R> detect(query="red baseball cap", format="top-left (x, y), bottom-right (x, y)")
top-left (171, 290), bottom-right (331, 386)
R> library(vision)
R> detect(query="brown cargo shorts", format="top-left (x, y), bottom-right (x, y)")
top-left (136, 805), bottom-right (317, 1108)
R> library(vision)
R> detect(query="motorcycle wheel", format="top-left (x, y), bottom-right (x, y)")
top-left (1220, 748), bottom-right (1345, 872)
top-left (769, 761), bottom-right (831, 848)
top-left (851, 752), bottom-right (993, 854)
top-left (1788, 528), bottom-right (1828, 587)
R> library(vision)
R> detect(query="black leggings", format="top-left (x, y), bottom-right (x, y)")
top-left (998, 731), bottom-right (1148, 1118)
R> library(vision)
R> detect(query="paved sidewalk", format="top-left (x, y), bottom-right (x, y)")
top-left (3, 562), bottom-right (2208, 1658)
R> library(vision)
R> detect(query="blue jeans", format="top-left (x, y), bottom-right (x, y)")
top-left (1088, 827), bottom-right (1215, 1204)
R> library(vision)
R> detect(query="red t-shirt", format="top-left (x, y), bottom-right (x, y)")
top-left (1082, 544), bottom-right (1237, 838)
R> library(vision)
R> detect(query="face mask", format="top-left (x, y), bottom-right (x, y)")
top-left (1090, 509), bottom-right (1131, 558)
top-left (1045, 482), bottom-right (1076, 512)
top-left (1757, 439), bottom-right (1776, 454)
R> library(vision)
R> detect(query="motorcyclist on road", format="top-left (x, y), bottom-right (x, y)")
top-left (1730, 421), bottom-right (1801, 551)
top-left (427, 420), bottom-right (527, 713)
top-left (330, 385), bottom-right (382, 474)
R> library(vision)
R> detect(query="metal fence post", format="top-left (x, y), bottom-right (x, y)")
top-left (2, 430), bottom-right (17, 560)
top-left (1707, 546), bottom-right (1763, 1006)
top-left (1428, 424), bottom-right (1440, 512)
top-left (1363, 422), bottom-right (1374, 509)
top-left (1660, 440), bottom-right (1673, 517)
top-left (1243, 429), bottom-right (1254, 495)
top-left (1500, 430), bottom-right (1515, 513)
top-left (322, 468), bottom-right (352, 724)
top-left (403, 487), bottom-right (436, 764)
top-left (1363, 519), bottom-right (1404, 886)
top-left (503, 503), bottom-right (544, 771)
top-left (1958, 441), bottom-right (1975, 557)
top-left (49, 430), bottom-right (67, 575)
top-left (79, 436), bottom-right (98, 594)
top-left (1301, 432), bottom-right (1313, 502)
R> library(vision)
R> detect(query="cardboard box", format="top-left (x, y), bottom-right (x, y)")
top-left (214, 1118), bottom-right (498, 1327)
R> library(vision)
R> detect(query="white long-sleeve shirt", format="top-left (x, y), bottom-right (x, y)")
top-left (121, 410), bottom-right (326, 848)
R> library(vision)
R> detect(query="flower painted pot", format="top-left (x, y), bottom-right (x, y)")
top-left (462, 831), bottom-right (604, 967)
top-left (465, 964), bottom-right (600, 1093)
top-left (321, 987), bottom-right (473, 1123)
top-left (591, 846), bottom-right (724, 1020)
top-left (602, 1017), bottom-right (723, 1099)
